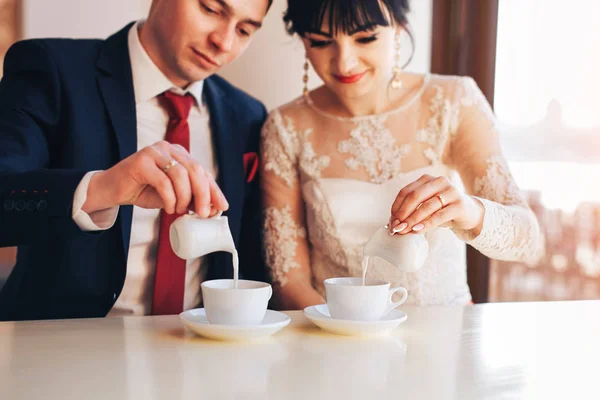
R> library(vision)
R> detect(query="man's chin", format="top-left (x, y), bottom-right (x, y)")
top-left (178, 71), bottom-right (211, 85)
top-left (179, 63), bottom-right (217, 84)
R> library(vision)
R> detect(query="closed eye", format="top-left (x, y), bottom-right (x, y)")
top-left (356, 35), bottom-right (378, 44)
top-left (201, 3), bottom-right (219, 15)
top-left (309, 39), bottom-right (332, 48)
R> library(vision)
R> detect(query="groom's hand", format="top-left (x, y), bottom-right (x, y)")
top-left (82, 141), bottom-right (229, 217)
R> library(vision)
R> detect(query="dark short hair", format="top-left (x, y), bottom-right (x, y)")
top-left (283, 0), bottom-right (410, 37)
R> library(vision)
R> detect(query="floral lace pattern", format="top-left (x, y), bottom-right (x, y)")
top-left (458, 78), bottom-right (497, 122)
top-left (303, 183), bottom-right (348, 267)
top-left (262, 112), bottom-right (298, 188)
top-left (474, 156), bottom-right (526, 206)
top-left (338, 116), bottom-right (411, 183)
top-left (465, 198), bottom-right (544, 265)
top-left (262, 110), bottom-right (331, 185)
top-left (263, 206), bottom-right (306, 285)
top-left (416, 85), bottom-right (452, 164)
top-left (300, 140), bottom-right (331, 181)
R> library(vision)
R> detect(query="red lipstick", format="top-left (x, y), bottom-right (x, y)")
top-left (334, 71), bottom-right (367, 84)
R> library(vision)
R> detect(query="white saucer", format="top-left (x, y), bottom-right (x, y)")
top-left (303, 304), bottom-right (407, 337)
top-left (179, 309), bottom-right (291, 341)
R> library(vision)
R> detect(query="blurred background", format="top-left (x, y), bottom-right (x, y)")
top-left (1, 0), bottom-right (599, 303)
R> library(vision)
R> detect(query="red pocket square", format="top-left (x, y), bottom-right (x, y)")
top-left (243, 152), bottom-right (259, 183)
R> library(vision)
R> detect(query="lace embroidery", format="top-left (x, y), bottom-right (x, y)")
top-left (459, 78), bottom-right (496, 122)
top-left (263, 206), bottom-right (306, 286)
top-left (338, 116), bottom-right (411, 184)
top-left (463, 199), bottom-right (544, 265)
top-left (416, 85), bottom-right (452, 164)
top-left (474, 156), bottom-right (526, 206)
top-left (262, 112), bottom-right (298, 188)
top-left (300, 140), bottom-right (331, 180)
top-left (453, 156), bottom-right (532, 243)
top-left (304, 186), bottom-right (347, 267)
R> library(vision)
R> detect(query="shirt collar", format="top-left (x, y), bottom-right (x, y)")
top-left (127, 21), bottom-right (204, 105)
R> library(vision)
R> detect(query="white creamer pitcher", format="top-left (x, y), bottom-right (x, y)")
top-left (169, 212), bottom-right (236, 260)
top-left (363, 227), bottom-right (429, 273)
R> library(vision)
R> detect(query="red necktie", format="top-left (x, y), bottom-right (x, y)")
top-left (151, 91), bottom-right (194, 315)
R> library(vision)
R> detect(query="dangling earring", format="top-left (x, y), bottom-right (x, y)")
top-left (391, 34), bottom-right (403, 89)
top-left (303, 57), bottom-right (310, 96)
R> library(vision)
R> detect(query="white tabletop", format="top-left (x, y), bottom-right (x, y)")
top-left (1, 301), bottom-right (599, 400)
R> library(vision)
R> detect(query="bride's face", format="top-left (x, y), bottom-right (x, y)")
top-left (303, 19), bottom-right (398, 100)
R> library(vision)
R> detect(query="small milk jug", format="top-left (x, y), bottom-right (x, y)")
top-left (363, 227), bottom-right (429, 272)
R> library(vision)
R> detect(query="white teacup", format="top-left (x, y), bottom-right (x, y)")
top-left (170, 213), bottom-right (235, 260)
top-left (201, 279), bottom-right (272, 325)
top-left (324, 277), bottom-right (408, 321)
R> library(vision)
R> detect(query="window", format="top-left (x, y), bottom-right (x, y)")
top-left (491, 0), bottom-right (600, 301)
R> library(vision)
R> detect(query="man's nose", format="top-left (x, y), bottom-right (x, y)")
top-left (210, 22), bottom-right (236, 53)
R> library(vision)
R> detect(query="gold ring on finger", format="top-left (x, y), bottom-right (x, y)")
top-left (163, 159), bottom-right (178, 172)
top-left (436, 193), bottom-right (446, 208)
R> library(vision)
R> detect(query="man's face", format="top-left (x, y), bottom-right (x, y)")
top-left (145, 0), bottom-right (269, 87)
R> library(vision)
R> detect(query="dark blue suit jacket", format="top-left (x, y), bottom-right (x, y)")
top-left (0, 23), bottom-right (268, 321)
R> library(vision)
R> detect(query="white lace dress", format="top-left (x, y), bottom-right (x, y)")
top-left (261, 74), bottom-right (544, 306)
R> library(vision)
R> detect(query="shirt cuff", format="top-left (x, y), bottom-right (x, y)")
top-left (72, 171), bottom-right (119, 231)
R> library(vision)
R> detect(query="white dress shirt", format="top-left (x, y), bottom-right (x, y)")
top-left (71, 21), bottom-right (218, 316)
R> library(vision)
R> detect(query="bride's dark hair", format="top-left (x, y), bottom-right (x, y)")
top-left (284, 0), bottom-right (410, 35)
top-left (283, 0), bottom-right (414, 65)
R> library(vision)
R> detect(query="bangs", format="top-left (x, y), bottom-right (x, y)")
top-left (285, 0), bottom-right (394, 36)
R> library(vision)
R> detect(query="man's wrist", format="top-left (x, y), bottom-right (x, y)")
top-left (82, 171), bottom-right (116, 214)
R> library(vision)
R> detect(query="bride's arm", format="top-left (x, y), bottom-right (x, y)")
top-left (260, 111), bottom-right (325, 310)
top-left (449, 77), bottom-right (544, 264)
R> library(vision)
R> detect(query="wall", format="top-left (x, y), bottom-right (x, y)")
top-left (23, 0), bottom-right (150, 39)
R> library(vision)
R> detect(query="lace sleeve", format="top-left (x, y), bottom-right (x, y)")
top-left (261, 110), bottom-right (313, 286)
top-left (449, 77), bottom-right (544, 264)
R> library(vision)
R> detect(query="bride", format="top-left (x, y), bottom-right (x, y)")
top-left (260, 0), bottom-right (544, 309)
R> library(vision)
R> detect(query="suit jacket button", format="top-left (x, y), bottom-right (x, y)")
top-left (37, 200), bottom-right (48, 211)
top-left (14, 200), bottom-right (26, 211)
top-left (3, 199), bottom-right (14, 211)
top-left (25, 200), bottom-right (37, 211)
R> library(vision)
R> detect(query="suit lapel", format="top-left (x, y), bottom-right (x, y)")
top-left (203, 78), bottom-right (245, 279)
top-left (96, 23), bottom-right (137, 254)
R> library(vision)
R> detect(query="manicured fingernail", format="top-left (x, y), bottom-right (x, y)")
top-left (412, 223), bottom-right (424, 231)
top-left (202, 205), bottom-right (211, 217)
top-left (391, 219), bottom-right (401, 229)
top-left (393, 222), bottom-right (408, 233)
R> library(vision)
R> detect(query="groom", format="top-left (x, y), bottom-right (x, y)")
top-left (0, 0), bottom-right (272, 321)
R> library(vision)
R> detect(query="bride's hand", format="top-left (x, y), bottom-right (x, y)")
top-left (387, 174), bottom-right (485, 235)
